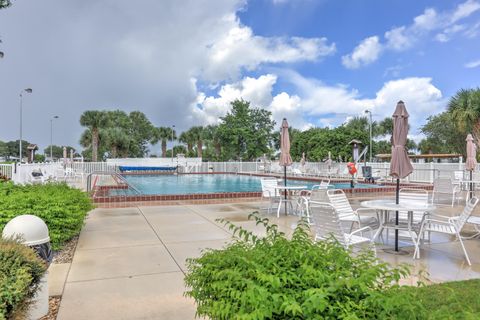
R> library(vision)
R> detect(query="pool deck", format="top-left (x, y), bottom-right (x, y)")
top-left (54, 199), bottom-right (480, 319)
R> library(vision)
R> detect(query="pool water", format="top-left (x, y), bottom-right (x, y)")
top-left (108, 174), bottom-right (381, 196)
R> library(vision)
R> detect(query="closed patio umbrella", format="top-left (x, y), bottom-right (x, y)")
top-left (390, 101), bottom-right (414, 252)
top-left (63, 146), bottom-right (67, 164)
top-left (300, 152), bottom-right (306, 167)
top-left (466, 134), bottom-right (477, 199)
top-left (279, 118), bottom-right (293, 215)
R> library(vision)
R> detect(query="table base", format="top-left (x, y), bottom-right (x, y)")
top-left (382, 248), bottom-right (410, 255)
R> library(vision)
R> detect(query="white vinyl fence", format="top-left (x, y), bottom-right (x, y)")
top-left (0, 163), bottom-right (14, 179)
top-left (5, 159), bottom-right (474, 186)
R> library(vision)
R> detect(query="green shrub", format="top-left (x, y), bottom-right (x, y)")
top-left (0, 182), bottom-right (93, 250)
top-left (0, 238), bottom-right (47, 320)
top-left (185, 213), bottom-right (419, 319)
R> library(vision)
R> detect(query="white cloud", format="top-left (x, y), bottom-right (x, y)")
top-left (413, 8), bottom-right (439, 31)
top-left (464, 21), bottom-right (480, 37)
top-left (465, 59), bottom-right (480, 68)
top-left (346, 1), bottom-right (480, 68)
top-left (435, 24), bottom-right (467, 42)
top-left (451, 0), bottom-right (480, 23)
top-left (203, 21), bottom-right (336, 81)
top-left (385, 26), bottom-right (413, 50)
top-left (341, 36), bottom-right (382, 69)
top-left (192, 71), bottom-right (445, 137)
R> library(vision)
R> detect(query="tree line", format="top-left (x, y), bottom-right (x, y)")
top-left (79, 100), bottom-right (276, 161)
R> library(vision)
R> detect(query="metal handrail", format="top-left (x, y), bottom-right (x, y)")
top-left (86, 171), bottom-right (141, 194)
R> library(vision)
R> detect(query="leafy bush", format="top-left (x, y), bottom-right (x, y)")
top-left (185, 213), bottom-right (420, 319)
top-left (0, 182), bottom-right (93, 250)
top-left (0, 238), bottom-right (47, 320)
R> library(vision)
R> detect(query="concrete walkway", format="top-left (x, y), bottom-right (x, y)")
top-left (56, 201), bottom-right (480, 319)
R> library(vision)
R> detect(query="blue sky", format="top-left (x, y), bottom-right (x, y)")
top-left (0, 0), bottom-right (479, 152)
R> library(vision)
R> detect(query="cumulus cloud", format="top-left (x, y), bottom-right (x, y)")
top-left (341, 36), bottom-right (382, 69)
top-left (345, 0), bottom-right (480, 69)
top-left (203, 24), bottom-right (336, 81)
top-left (192, 71), bottom-right (445, 136)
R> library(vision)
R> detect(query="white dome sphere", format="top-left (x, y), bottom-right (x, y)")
top-left (2, 215), bottom-right (50, 246)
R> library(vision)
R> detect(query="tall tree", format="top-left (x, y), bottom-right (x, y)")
top-left (189, 126), bottom-right (205, 158)
top-left (218, 99), bottom-right (275, 160)
top-left (203, 125), bottom-right (222, 160)
top-left (80, 111), bottom-right (108, 161)
top-left (127, 111), bottom-right (155, 157)
top-left (179, 131), bottom-right (196, 156)
top-left (152, 127), bottom-right (176, 157)
top-left (104, 127), bottom-right (130, 158)
top-left (448, 88), bottom-right (480, 140)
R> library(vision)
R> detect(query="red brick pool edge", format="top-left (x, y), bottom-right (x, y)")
top-left (91, 172), bottom-right (433, 208)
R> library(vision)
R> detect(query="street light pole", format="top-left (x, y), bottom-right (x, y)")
top-left (50, 116), bottom-right (59, 161)
top-left (171, 125), bottom-right (175, 164)
top-left (19, 88), bottom-right (32, 163)
top-left (364, 109), bottom-right (372, 162)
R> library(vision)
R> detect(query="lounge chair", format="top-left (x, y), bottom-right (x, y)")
top-left (308, 201), bottom-right (375, 253)
top-left (327, 189), bottom-right (379, 231)
top-left (415, 197), bottom-right (479, 265)
top-left (432, 177), bottom-right (461, 206)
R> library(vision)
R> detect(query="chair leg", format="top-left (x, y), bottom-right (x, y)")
top-left (457, 233), bottom-right (472, 266)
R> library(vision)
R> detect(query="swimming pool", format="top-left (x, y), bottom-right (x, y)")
top-left (108, 174), bottom-right (381, 196)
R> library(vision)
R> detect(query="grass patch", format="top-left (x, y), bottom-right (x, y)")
top-left (392, 279), bottom-right (480, 319)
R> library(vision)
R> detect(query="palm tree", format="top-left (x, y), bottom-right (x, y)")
top-left (152, 127), bottom-right (176, 157)
top-left (179, 131), bottom-right (195, 156)
top-left (80, 111), bottom-right (108, 161)
top-left (105, 127), bottom-right (130, 158)
top-left (189, 126), bottom-right (205, 158)
top-left (448, 88), bottom-right (480, 139)
top-left (204, 125), bottom-right (222, 159)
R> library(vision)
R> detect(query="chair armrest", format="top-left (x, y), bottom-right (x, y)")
top-left (355, 208), bottom-right (377, 215)
top-left (422, 218), bottom-right (454, 226)
top-left (350, 226), bottom-right (373, 235)
top-left (349, 226), bottom-right (374, 240)
top-left (425, 213), bottom-right (451, 220)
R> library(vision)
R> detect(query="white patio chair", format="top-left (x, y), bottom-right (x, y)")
top-left (311, 179), bottom-right (330, 190)
top-left (414, 196), bottom-right (479, 265)
top-left (327, 189), bottom-right (379, 231)
top-left (390, 188), bottom-right (429, 225)
top-left (452, 170), bottom-right (465, 190)
top-left (260, 178), bottom-right (280, 215)
top-left (386, 188), bottom-right (430, 244)
top-left (308, 201), bottom-right (375, 254)
top-left (432, 177), bottom-right (461, 207)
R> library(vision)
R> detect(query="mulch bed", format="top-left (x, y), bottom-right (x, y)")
top-left (52, 236), bottom-right (79, 264)
top-left (39, 296), bottom-right (61, 320)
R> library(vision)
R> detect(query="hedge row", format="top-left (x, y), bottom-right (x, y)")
top-left (0, 182), bottom-right (93, 250)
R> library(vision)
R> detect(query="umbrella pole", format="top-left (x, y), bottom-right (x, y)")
top-left (284, 166), bottom-right (287, 216)
top-left (470, 170), bottom-right (473, 200)
top-left (395, 178), bottom-right (399, 252)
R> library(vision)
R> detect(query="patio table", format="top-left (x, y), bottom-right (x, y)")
top-left (274, 185), bottom-right (307, 216)
top-left (361, 199), bottom-right (436, 252)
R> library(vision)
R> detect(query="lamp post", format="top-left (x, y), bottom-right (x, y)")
top-left (19, 88), bottom-right (33, 163)
top-left (50, 116), bottom-right (59, 162)
top-left (364, 109), bottom-right (373, 162)
top-left (171, 125), bottom-right (175, 164)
